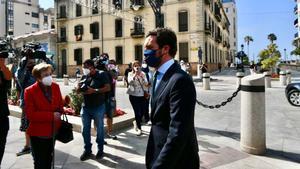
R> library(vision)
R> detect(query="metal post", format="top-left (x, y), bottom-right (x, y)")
top-left (202, 73), bottom-right (210, 90)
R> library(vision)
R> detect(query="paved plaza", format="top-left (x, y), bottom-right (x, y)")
top-left (1, 68), bottom-right (300, 169)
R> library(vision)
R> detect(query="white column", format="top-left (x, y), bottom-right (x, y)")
top-left (202, 73), bottom-right (210, 90)
top-left (240, 74), bottom-right (266, 155)
top-left (263, 72), bottom-right (272, 88)
top-left (286, 70), bottom-right (291, 84)
top-left (236, 72), bottom-right (245, 87)
top-left (279, 71), bottom-right (287, 86)
top-left (63, 74), bottom-right (69, 86)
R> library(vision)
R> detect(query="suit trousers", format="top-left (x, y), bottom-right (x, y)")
top-left (30, 136), bottom-right (54, 169)
top-left (129, 95), bottom-right (146, 129)
top-left (0, 116), bottom-right (9, 165)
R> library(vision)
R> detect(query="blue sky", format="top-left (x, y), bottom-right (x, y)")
top-left (40, 0), bottom-right (298, 61)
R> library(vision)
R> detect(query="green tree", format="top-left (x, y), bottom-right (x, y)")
top-left (258, 43), bottom-right (281, 70)
top-left (291, 39), bottom-right (300, 59)
top-left (267, 33), bottom-right (277, 44)
top-left (244, 36), bottom-right (254, 60)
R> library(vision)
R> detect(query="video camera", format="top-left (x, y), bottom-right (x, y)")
top-left (21, 42), bottom-right (46, 59)
top-left (0, 40), bottom-right (9, 58)
top-left (93, 53), bottom-right (109, 70)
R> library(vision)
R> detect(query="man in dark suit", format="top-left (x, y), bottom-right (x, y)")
top-left (144, 28), bottom-right (199, 169)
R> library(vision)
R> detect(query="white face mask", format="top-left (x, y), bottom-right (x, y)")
top-left (142, 63), bottom-right (147, 68)
top-left (83, 68), bottom-right (90, 75)
top-left (42, 75), bottom-right (53, 86)
top-left (134, 67), bottom-right (140, 72)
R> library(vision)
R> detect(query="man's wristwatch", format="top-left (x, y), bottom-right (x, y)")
top-left (95, 89), bottom-right (100, 93)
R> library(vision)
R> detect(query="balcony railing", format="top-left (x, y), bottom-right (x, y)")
top-left (130, 0), bottom-right (145, 10)
top-left (205, 23), bottom-right (211, 35)
top-left (130, 27), bottom-right (145, 38)
top-left (57, 37), bottom-right (67, 43)
top-left (57, 13), bottom-right (67, 20)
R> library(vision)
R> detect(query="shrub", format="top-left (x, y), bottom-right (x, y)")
top-left (69, 88), bottom-right (83, 116)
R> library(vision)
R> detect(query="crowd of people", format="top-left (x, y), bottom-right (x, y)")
top-left (0, 27), bottom-right (200, 169)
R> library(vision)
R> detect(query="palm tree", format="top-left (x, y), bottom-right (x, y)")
top-left (267, 33), bottom-right (277, 44)
top-left (244, 36), bottom-right (254, 61)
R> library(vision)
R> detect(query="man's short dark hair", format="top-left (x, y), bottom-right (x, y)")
top-left (83, 59), bottom-right (95, 68)
top-left (146, 28), bottom-right (177, 57)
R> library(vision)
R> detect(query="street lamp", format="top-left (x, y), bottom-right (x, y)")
top-left (284, 48), bottom-right (287, 64)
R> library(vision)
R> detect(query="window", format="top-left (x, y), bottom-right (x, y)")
top-left (134, 45), bottom-right (143, 62)
top-left (134, 16), bottom-right (143, 30)
top-left (90, 22), bottom-right (99, 39)
top-left (113, 0), bottom-right (122, 10)
top-left (76, 4), bottom-right (82, 17)
top-left (32, 23), bottom-right (39, 28)
top-left (25, 23), bottom-right (30, 25)
top-left (155, 13), bottom-right (164, 28)
top-left (74, 25), bottom-right (84, 41)
top-left (178, 11), bottom-right (188, 32)
top-left (90, 47), bottom-right (100, 59)
top-left (25, 12), bottom-right (30, 15)
top-left (179, 42), bottom-right (189, 62)
top-left (32, 12), bottom-right (39, 18)
top-left (60, 5), bottom-right (66, 18)
top-left (205, 42), bottom-right (208, 63)
top-left (115, 19), bottom-right (122, 37)
top-left (60, 27), bottom-right (66, 42)
top-left (74, 48), bottom-right (83, 65)
top-left (92, 0), bottom-right (99, 14)
top-left (44, 16), bottom-right (48, 23)
top-left (225, 8), bottom-right (228, 13)
top-left (115, 46), bottom-right (123, 64)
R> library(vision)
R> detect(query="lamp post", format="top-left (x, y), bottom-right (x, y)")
top-left (284, 48), bottom-right (287, 64)
top-left (241, 44), bottom-right (245, 72)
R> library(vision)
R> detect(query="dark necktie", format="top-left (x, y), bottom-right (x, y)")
top-left (152, 71), bottom-right (159, 95)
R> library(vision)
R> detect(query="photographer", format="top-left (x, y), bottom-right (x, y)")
top-left (0, 54), bottom-right (12, 166)
top-left (77, 59), bottom-right (110, 161)
top-left (15, 44), bottom-right (55, 156)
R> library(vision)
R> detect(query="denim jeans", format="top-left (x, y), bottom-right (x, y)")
top-left (81, 104), bottom-right (105, 153)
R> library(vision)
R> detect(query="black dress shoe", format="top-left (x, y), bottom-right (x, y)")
top-left (80, 151), bottom-right (92, 161)
top-left (96, 151), bottom-right (104, 160)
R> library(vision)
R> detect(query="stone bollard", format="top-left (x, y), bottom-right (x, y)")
top-left (197, 64), bottom-right (202, 79)
top-left (263, 72), bottom-right (272, 88)
top-left (63, 74), bottom-right (69, 86)
top-left (286, 70), bottom-right (291, 84)
top-left (76, 74), bottom-right (82, 82)
top-left (279, 71), bottom-right (287, 86)
top-left (202, 73), bottom-right (210, 90)
top-left (236, 72), bottom-right (245, 87)
top-left (240, 74), bottom-right (266, 155)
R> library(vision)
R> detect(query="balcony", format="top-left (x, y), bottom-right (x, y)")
top-left (294, 18), bottom-right (298, 27)
top-left (130, 0), bottom-right (145, 10)
top-left (130, 27), bottom-right (145, 38)
top-left (204, 23), bottom-right (211, 35)
top-left (295, 33), bottom-right (299, 38)
top-left (57, 13), bottom-right (67, 20)
top-left (57, 37), bottom-right (67, 43)
top-left (295, 6), bottom-right (298, 14)
top-left (215, 34), bottom-right (222, 43)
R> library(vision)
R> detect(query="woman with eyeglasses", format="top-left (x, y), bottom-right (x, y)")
top-left (24, 63), bottom-right (63, 169)
top-left (127, 60), bottom-right (149, 136)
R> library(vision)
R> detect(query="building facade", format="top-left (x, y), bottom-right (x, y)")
top-left (294, 0), bottom-right (300, 45)
top-left (222, 0), bottom-right (237, 64)
top-left (55, 0), bottom-right (231, 76)
top-left (0, 0), bottom-right (55, 38)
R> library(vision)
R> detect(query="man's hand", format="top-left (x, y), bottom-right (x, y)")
top-left (84, 87), bottom-right (96, 95)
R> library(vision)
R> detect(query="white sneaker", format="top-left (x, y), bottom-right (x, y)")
top-left (136, 129), bottom-right (142, 136)
top-left (133, 120), bottom-right (138, 131)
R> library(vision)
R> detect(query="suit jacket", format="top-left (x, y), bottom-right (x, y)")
top-left (146, 63), bottom-right (199, 169)
top-left (24, 82), bottom-right (63, 137)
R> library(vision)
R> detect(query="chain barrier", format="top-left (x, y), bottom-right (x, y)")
top-left (196, 85), bottom-right (241, 109)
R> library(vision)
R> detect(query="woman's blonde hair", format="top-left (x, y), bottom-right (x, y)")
top-left (32, 63), bottom-right (53, 79)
